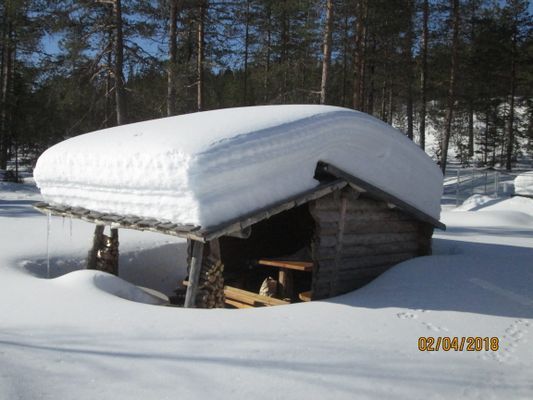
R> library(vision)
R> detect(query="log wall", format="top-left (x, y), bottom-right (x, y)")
top-left (310, 187), bottom-right (434, 300)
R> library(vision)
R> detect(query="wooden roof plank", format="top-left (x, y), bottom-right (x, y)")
top-left (32, 202), bottom-right (205, 241)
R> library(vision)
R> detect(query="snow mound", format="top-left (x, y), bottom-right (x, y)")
top-left (54, 270), bottom-right (169, 305)
top-left (514, 171), bottom-right (533, 197)
top-left (454, 194), bottom-right (495, 211)
top-left (34, 105), bottom-right (443, 227)
top-left (480, 196), bottom-right (533, 217)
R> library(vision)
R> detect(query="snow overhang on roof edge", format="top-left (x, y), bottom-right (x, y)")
top-left (33, 162), bottom-right (445, 243)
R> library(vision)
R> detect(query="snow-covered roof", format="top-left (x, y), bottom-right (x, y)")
top-left (34, 105), bottom-right (443, 229)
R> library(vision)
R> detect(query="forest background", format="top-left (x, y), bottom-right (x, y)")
top-left (0, 0), bottom-right (532, 180)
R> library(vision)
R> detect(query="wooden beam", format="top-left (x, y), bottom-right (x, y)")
top-left (225, 298), bottom-right (254, 309)
top-left (32, 202), bottom-right (204, 242)
top-left (315, 161), bottom-right (446, 230)
top-left (184, 240), bottom-right (205, 308)
top-left (224, 286), bottom-right (289, 307)
top-left (257, 259), bottom-right (313, 272)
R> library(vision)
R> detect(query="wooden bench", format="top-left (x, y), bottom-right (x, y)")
top-left (224, 285), bottom-right (290, 308)
top-left (257, 259), bottom-right (313, 298)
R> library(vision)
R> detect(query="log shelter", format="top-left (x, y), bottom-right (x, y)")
top-left (34, 161), bottom-right (445, 309)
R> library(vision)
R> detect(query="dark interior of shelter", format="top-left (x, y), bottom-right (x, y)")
top-left (219, 204), bottom-right (315, 303)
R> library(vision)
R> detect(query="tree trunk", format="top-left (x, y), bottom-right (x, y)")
top-left (367, 34), bottom-right (376, 115)
top-left (320, 0), bottom-right (334, 105)
top-left (263, 4), bottom-right (271, 103)
top-left (167, 0), bottom-right (180, 116)
top-left (380, 79), bottom-right (387, 121)
top-left (113, 0), bottom-right (126, 125)
top-left (0, 6), bottom-right (13, 170)
top-left (280, 1), bottom-right (289, 101)
top-left (104, 17), bottom-right (113, 128)
top-left (405, 0), bottom-right (414, 140)
top-left (505, 31), bottom-right (517, 171)
top-left (484, 110), bottom-right (489, 165)
top-left (353, 0), bottom-right (367, 111)
top-left (468, 100), bottom-right (474, 157)
top-left (341, 14), bottom-right (349, 107)
top-left (197, 1), bottom-right (206, 112)
top-left (387, 79), bottom-right (393, 125)
top-left (441, 0), bottom-right (460, 174)
top-left (419, 0), bottom-right (429, 150)
top-left (243, 0), bottom-right (250, 105)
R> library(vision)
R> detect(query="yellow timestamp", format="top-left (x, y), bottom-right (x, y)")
top-left (418, 336), bottom-right (499, 352)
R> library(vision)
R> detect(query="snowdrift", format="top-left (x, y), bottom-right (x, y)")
top-left (54, 270), bottom-right (169, 305)
top-left (514, 171), bottom-right (533, 197)
top-left (34, 105), bottom-right (443, 227)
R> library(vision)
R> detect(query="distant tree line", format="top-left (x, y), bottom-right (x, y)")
top-left (0, 0), bottom-right (532, 178)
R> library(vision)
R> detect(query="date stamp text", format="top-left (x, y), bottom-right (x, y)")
top-left (418, 336), bottom-right (499, 352)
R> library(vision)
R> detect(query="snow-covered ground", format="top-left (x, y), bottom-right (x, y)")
top-left (1, 177), bottom-right (532, 399)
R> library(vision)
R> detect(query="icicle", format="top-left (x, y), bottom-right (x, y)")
top-left (46, 212), bottom-right (51, 279)
top-left (69, 217), bottom-right (73, 241)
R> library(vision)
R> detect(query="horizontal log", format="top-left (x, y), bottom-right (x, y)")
top-left (316, 264), bottom-right (394, 281)
top-left (310, 287), bottom-right (331, 300)
top-left (318, 231), bottom-right (419, 248)
top-left (311, 209), bottom-right (411, 223)
top-left (312, 196), bottom-right (390, 212)
top-left (316, 252), bottom-right (416, 272)
top-left (314, 241), bottom-right (420, 260)
top-left (313, 266), bottom-right (392, 295)
top-left (316, 220), bottom-right (420, 236)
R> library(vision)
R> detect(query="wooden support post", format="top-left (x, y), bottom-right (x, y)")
top-left (87, 225), bottom-right (105, 270)
top-left (278, 268), bottom-right (292, 299)
top-left (110, 228), bottom-right (119, 275)
top-left (184, 240), bottom-right (205, 308)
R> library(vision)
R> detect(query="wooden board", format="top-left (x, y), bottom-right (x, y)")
top-left (33, 202), bottom-right (204, 241)
top-left (257, 259), bottom-right (313, 272)
top-left (224, 286), bottom-right (289, 307)
top-left (225, 299), bottom-right (254, 309)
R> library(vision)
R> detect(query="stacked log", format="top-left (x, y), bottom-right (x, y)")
top-left (182, 239), bottom-right (225, 308)
top-left (87, 226), bottom-right (119, 275)
top-left (310, 188), bottom-right (433, 299)
top-left (195, 259), bottom-right (225, 308)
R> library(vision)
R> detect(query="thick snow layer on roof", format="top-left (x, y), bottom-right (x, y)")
top-left (514, 171), bottom-right (533, 196)
top-left (34, 105), bottom-right (443, 227)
